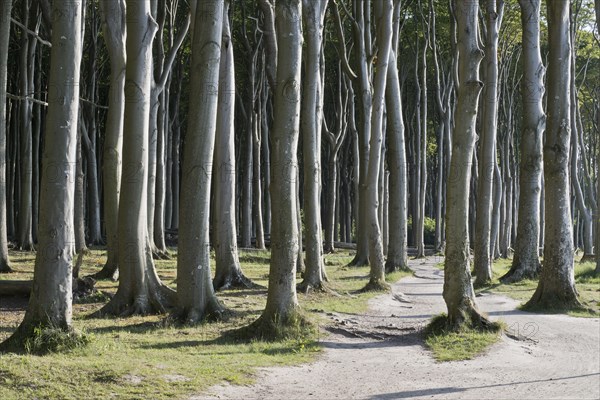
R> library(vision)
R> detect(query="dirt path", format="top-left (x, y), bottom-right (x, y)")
top-left (197, 258), bottom-right (600, 400)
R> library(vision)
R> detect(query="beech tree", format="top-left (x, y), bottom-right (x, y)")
top-left (442, 0), bottom-right (492, 330)
top-left (0, 0), bottom-right (82, 349)
top-left (92, 0), bottom-right (126, 281)
top-left (501, 0), bottom-right (544, 283)
top-left (0, 0), bottom-right (13, 273)
top-left (213, 0), bottom-right (253, 291)
top-left (473, 0), bottom-right (504, 287)
top-left (246, 0), bottom-right (304, 336)
top-left (175, 0), bottom-right (225, 323)
top-left (526, 0), bottom-right (581, 310)
top-left (95, 0), bottom-right (175, 316)
top-left (299, 0), bottom-right (328, 293)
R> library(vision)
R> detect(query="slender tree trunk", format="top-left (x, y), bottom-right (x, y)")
top-left (526, 0), bottom-right (581, 310)
top-left (213, 0), bottom-right (253, 291)
top-left (0, 0), bottom-right (82, 350)
top-left (362, 0), bottom-right (393, 291)
top-left (175, 0), bottom-right (225, 323)
top-left (385, 48), bottom-right (409, 273)
top-left (501, 0), bottom-right (544, 283)
top-left (0, 0), bottom-right (13, 273)
top-left (247, 0), bottom-right (304, 336)
top-left (474, 0), bottom-right (504, 287)
top-left (298, 0), bottom-right (328, 293)
top-left (443, 0), bottom-right (491, 330)
top-left (94, 0), bottom-right (175, 317)
top-left (92, 0), bottom-right (126, 281)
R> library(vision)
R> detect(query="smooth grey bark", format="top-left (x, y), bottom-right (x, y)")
top-left (347, 0), bottom-right (373, 267)
top-left (298, 0), bottom-right (328, 293)
top-left (443, 0), bottom-right (490, 330)
top-left (385, 48), bottom-right (409, 273)
top-left (92, 0), bottom-right (126, 281)
top-left (0, 0), bottom-right (82, 349)
top-left (0, 0), bottom-right (13, 272)
top-left (501, 0), bottom-right (544, 283)
top-left (362, 0), bottom-right (393, 291)
top-left (252, 87), bottom-right (266, 250)
top-left (94, 0), bottom-right (175, 317)
top-left (74, 122), bottom-right (88, 254)
top-left (474, 0), bottom-right (504, 287)
top-left (213, 0), bottom-right (253, 291)
top-left (18, 0), bottom-right (34, 251)
top-left (526, 0), bottom-right (580, 309)
top-left (249, 0), bottom-right (303, 333)
top-left (175, 0), bottom-right (225, 323)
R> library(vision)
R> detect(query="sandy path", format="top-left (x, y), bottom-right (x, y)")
top-left (197, 258), bottom-right (600, 400)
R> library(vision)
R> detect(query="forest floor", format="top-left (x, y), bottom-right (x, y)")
top-left (198, 257), bottom-right (600, 400)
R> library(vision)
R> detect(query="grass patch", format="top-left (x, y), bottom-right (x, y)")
top-left (477, 258), bottom-right (600, 317)
top-left (0, 247), bottom-right (410, 399)
top-left (423, 314), bottom-right (503, 362)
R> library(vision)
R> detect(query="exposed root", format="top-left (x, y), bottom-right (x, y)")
top-left (385, 262), bottom-right (411, 274)
top-left (90, 262), bottom-right (119, 281)
top-left (297, 280), bottom-right (338, 295)
top-left (523, 283), bottom-right (583, 312)
top-left (359, 279), bottom-right (391, 293)
top-left (347, 254), bottom-right (369, 268)
top-left (213, 272), bottom-right (261, 291)
top-left (171, 302), bottom-right (229, 325)
top-left (428, 310), bottom-right (501, 335)
top-left (152, 250), bottom-right (171, 260)
top-left (499, 261), bottom-right (540, 284)
top-left (233, 310), bottom-right (316, 342)
top-left (473, 276), bottom-right (493, 289)
top-left (579, 254), bottom-right (596, 263)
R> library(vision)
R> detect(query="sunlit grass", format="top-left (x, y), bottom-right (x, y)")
top-left (0, 246), bottom-right (410, 399)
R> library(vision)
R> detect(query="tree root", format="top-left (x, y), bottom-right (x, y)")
top-left (233, 310), bottom-right (316, 342)
top-left (0, 263), bottom-right (13, 273)
top-left (499, 261), bottom-right (540, 284)
top-left (297, 280), bottom-right (337, 295)
top-left (359, 279), bottom-right (391, 293)
top-left (385, 263), bottom-right (411, 274)
top-left (213, 272), bottom-right (261, 291)
top-left (89, 263), bottom-right (119, 281)
top-left (347, 254), bottom-right (369, 268)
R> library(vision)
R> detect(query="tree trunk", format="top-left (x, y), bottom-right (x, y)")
top-left (385, 48), bottom-right (409, 273)
top-left (474, 0), bottom-right (504, 287)
top-left (501, 0), bottom-right (544, 283)
top-left (213, 0), bottom-right (253, 291)
top-left (94, 0), bottom-right (175, 317)
top-left (362, 0), bottom-right (393, 291)
top-left (443, 0), bottom-right (491, 331)
top-left (525, 0), bottom-right (580, 310)
top-left (175, 0), bottom-right (225, 323)
top-left (0, 0), bottom-right (82, 350)
top-left (92, 0), bottom-right (126, 281)
top-left (248, 0), bottom-right (304, 336)
top-left (298, 0), bottom-right (328, 293)
top-left (0, 0), bottom-right (13, 272)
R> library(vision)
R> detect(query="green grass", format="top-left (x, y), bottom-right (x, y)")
top-left (478, 258), bottom-right (600, 317)
top-left (0, 247), bottom-right (410, 399)
top-left (423, 315), bottom-right (503, 362)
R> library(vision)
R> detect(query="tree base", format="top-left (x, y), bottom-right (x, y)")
top-left (385, 262), bottom-right (411, 274)
top-left (359, 278), bottom-right (391, 293)
top-left (90, 284), bottom-right (176, 318)
top-left (0, 323), bottom-right (89, 355)
top-left (152, 250), bottom-right (171, 260)
top-left (431, 309), bottom-right (501, 334)
top-left (171, 301), bottom-right (229, 325)
top-left (499, 262), bottom-right (539, 284)
top-left (0, 264), bottom-right (13, 273)
top-left (473, 276), bottom-right (493, 289)
top-left (233, 310), bottom-right (316, 342)
top-left (347, 254), bottom-right (369, 268)
top-left (523, 283), bottom-right (583, 312)
top-left (579, 254), bottom-right (596, 263)
top-left (213, 271), bottom-right (260, 291)
top-left (89, 263), bottom-right (119, 281)
top-left (297, 280), bottom-right (336, 295)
